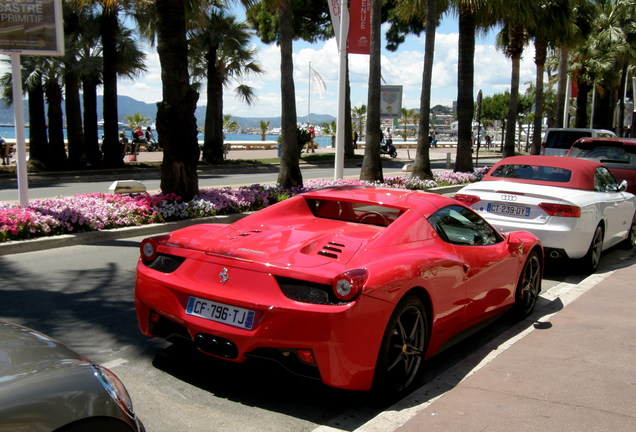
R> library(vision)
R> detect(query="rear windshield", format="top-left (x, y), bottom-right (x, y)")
top-left (570, 143), bottom-right (636, 170)
top-left (546, 131), bottom-right (591, 149)
top-left (306, 198), bottom-right (404, 227)
top-left (490, 164), bottom-right (573, 183)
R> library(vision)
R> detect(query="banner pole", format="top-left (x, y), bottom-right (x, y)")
top-left (10, 53), bottom-right (29, 207)
top-left (334, 0), bottom-right (348, 180)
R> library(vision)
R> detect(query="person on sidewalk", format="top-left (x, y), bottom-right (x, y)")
top-left (0, 136), bottom-right (11, 165)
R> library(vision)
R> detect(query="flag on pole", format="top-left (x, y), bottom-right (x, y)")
top-left (327, 0), bottom-right (344, 45)
top-left (309, 64), bottom-right (326, 96)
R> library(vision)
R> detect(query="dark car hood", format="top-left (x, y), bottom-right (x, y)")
top-left (0, 321), bottom-right (83, 381)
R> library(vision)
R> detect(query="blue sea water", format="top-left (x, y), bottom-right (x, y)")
top-left (0, 127), bottom-right (333, 148)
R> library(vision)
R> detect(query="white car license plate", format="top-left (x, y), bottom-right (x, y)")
top-left (186, 296), bottom-right (255, 330)
top-left (487, 203), bottom-right (530, 217)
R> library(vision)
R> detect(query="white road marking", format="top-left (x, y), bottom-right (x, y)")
top-left (102, 358), bottom-right (129, 369)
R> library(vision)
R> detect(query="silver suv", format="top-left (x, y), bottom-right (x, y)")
top-left (541, 128), bottom-right (616, 156)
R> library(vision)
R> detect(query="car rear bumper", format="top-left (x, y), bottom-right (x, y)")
top-left (135, 265), bottom-right (392, 391)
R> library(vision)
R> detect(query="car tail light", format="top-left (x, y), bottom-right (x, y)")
top-left (332, 269), bottom-right (368, 301)
top-left (539, 203), bottom-right (581, 217)
top-left (454, 194), bottom-right (481, 206)
top-left (140, 234), bottom-right (170, 262)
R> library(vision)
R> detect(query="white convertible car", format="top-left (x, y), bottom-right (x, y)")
top-left (455, 155), bottom-right (636, 273)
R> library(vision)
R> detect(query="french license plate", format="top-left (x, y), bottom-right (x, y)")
top-left (487, 203), bottom-right (531, 217)
top-left (186, 296), bottom-right (255, 330)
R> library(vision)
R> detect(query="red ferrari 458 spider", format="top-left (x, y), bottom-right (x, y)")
top-left (135, 187), bottom-right (543, 393)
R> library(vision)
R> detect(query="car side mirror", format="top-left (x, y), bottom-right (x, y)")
top-left (506, 234), bottom-right (524, 253)
top-left (618, 180), bottom-right (628, 192)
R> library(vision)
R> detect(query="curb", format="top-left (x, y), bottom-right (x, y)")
top-left (0, 213), bottom-right (249, 256)
top-left (0, 185), bottom-right (464, 256)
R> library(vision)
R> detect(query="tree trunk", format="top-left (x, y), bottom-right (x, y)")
top-left (574, 80), bottom-right (589, 128)
top-left (344, 55), bottom-right (354, 157)
top-left (531, 39), bottom-right (546, 155)
top-left (360, 0), bottom-right (383, 182)
top-left (45, 83), bottom-right (68, 169)
top-left (27, 82), bottom-right (50, 169)
top-left (156, 0), bottom-right (200, 201)
top-left (202, 46), bottom-right (225, 163)
top-left (100, 10), bottom-right (123, 168)
top-left (555, 48), bottom-right (568, 128)
top-left (82, 76), bottom-right (101, 166)
top-left (412, 0), bottom-right (436, 180)
top-left (503, 58), bottom-right (521, 158)
top-left (344, 76), bottom-right (353, 155)
top-left (455, 7), bottom-right (475, 172)
top-left (616, 62), bottom-right (627, 136)
top-left (65, 71), bottom-right (85, 168)
top-left (276, 0), bottom-right (302, 188)
top-left (592, 84), bottom-right (614, 130)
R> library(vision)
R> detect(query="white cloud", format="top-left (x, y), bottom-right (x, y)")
top-left (0, 21), bottom-right (538, 121)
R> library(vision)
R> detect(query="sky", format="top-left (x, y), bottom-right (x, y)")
top-left (0, 7), bottom-right (537, 121)
top-left (115, 9), bottom-right (538, 121)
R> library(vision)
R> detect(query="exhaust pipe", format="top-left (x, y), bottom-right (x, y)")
top-left (549, 250), bottom-right (561, 259)
top-left (194, 333), bottom-right (238, 359)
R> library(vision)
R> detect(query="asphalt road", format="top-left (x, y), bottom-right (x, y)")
top-left (1, 233), bottom-right (628, 432)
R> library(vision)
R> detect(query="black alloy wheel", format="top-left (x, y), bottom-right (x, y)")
top-left (511, 251), bottom-right (542, 319)
top-left (374, 296), bottom-right (427, 395)
top-left (581, 225), bottom-right (604, 274)
top-left (621, 213), bottom-right (636, 250)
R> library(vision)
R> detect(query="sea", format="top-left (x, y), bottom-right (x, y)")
top-left (0, 126), bottom-right (333, 148)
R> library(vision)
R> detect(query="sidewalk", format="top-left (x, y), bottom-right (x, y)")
top-left (359, 256), bottom-right (636, 432)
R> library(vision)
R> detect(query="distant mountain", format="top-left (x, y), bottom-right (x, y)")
top-left (0, 95), bottom-right (335, 130)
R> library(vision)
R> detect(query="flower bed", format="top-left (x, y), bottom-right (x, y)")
top-left (0, 168), bottom-right (488, 243)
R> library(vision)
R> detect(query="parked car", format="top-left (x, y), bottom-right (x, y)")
top-left (566, 137), bottom-right (636, 194)
top-left (0, 321), bottom-right (145, 432)
top-left (541, 128), bottom-right (616, 156)
top-left (455, 155), bottom-right (636, 273)
top-left (135, 187), bottom-right (543, 394)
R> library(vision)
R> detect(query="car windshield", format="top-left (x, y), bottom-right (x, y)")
top-left (306, 198), bottom-right (404, 227)
top-left (490, 164), bottom-right (573, 183)
top-left (546, 131), bottom-right (590, 149)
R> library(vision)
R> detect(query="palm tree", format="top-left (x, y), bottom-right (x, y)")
top-left (394, 0), bottom-right (447, 180)
top-left (39, 57), bottom-right (68, 169)
top-left (69, 0), bottom-right (124, 167)
top-left (73, 8), bottom-right (103, 166)
top-left (68, 1), bottom-right (148, 167)
top-left (154, 0), bottom-right (202, 200)
top-left (259, 120), bottom-right (270, 141)
top-left (590, 0), bottom-right (636, 133)
top-left (496, 18), bottom-right (531, 158)
top-left (321, 120), bottom-right (337, 148)
top-left (246, 0), bottom-right (332, 186)
top-left (452, 0), bottom-right (484, 173)
top-left (223, 114), bottom-right (239, 133)
top-left (351, 104), bottom-right (367, 140)
top-left (527, 1), bottom-right (572, 154)
top-left (399, 107), bottom-right (415, 141)
top-left (0, 57), bottom-right (50, 169)
top-left (63, 4), bottom-right (86, 168)
top-left (189, 10), bottom-right (262, 163)
top-left (124, 113), bottom-right (151, 130)
top-left (276, 0), bottom-right (302, 187)
top-left (360, 0), bottom-right (383, 182)
top-left (554, 0), bottom-right (594, 128)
